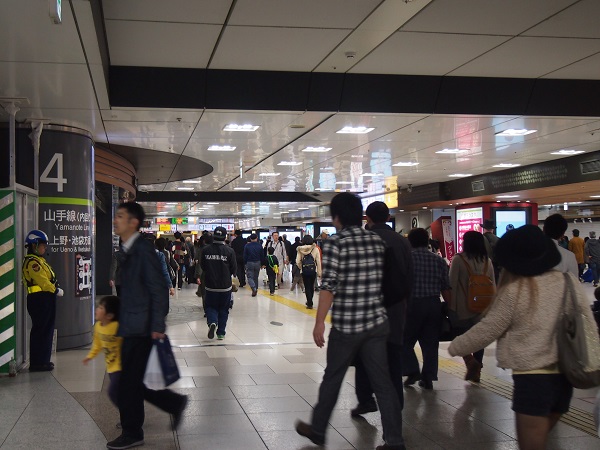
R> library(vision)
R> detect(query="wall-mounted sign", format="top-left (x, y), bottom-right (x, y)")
top-left (159, 224), bottom-right (171, 231)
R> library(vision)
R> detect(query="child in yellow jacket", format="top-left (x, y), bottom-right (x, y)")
top-left (83, 296), bottom-right (122, 407)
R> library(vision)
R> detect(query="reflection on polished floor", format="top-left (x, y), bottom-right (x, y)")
top-left (1, 279), bottom-right (599, 449)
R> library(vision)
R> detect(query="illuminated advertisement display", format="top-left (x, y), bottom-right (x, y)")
top-left (456, 207), bottom-right (483, 253)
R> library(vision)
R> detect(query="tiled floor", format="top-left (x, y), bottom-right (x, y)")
top-left (1, 280), bottom-right (599, 449)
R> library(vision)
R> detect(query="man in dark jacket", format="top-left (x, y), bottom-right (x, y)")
top-left (230, 230), bottom-right (247, 287)
top-left (201, 226), bottom-right (237, 340)
top-left (351, 201), bottom-right (413, 418)
top-left (108, 202), bottom-right (187, 450)
top-left (244, 234), bottom-right (264, 297)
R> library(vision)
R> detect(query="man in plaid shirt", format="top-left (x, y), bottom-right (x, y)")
top-left (295, 193), bottom-right (405, 450)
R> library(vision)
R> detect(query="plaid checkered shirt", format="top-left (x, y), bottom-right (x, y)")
top-left (320, 226), bottom-right (388, 334)
top-left (411, 247), bottom-right (451, 298)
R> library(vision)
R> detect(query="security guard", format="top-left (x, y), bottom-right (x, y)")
top-left (22, 230), bottom-right (63, 371)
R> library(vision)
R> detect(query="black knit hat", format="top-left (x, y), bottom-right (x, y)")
top-left (495, 225), bottom-right (561, 277)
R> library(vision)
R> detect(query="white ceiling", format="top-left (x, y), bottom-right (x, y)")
top-left (1, 0), bottom-right (600, 219)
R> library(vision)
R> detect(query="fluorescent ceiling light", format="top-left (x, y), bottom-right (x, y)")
top-left (495, 129), bottom-right (537, 136)
top-left (336, 126), bottom-right (375, 134)
top-left (208, 145), bottom-right (236, 151)
top-left (223, 124), bottom-right (260, 132)
top-left (298, 207), bottom-right (309, 210)
top-left (277, 161), bottom-right (302, 166)
top-left (436, 149), bottom-right (468, 154)
top-left (496, 195), bottom-right (520, 199)
top-left (177, 187), bottom-right (194, 190)
top-left (234, 187), bottom-right (251, 190)
top-left (245, 181), bottom-right (264, 184)
top-left (448, 174), bottom-right (472, 178)
top-left (493, 163), bottom-right (521, 168)
top-left (206, 202), bottom-right (219, 205)
top-left (165, 202), bottom-right (178, 205)
top-left (550, 149), bottom-right (585, 155)
top-left (315, 188), bottom-right (332, 191)
top-left (288, 209), bottom-right (299, 212)
top-left (335, 181), bottom-right (353, 185)
top-left (361, 173), bottom-right (383, 177)
top-left (182, 180), bottom-right (202, 183)
top-left (302, 147), bottom-right (332, 153)
top-left (259, 172), bottom-right (280, 177)
top-left (393, 162), bottom-right (419, 167)
top-left (590, 195), bottom-right (600, 198)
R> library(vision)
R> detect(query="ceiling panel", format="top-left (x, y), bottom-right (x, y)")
top-left (209, 27), bottom-right (350, 71)
top-left (228, 0), bottom-right (380, 28)
top-left (402, 0), bottom-right (577, 35)
top-left (350, 32), bottom-right (510, 75)
top-left (107, 136), bottom-right (190, 154)
top-left (105, 121), bottom-right (196, 139)
top-left (0, 62), bottom-right (98, 110)
top-left (523, 0), bottom-right (600, 39)
top-left (449, 37), bottom-right (600, 78)
top-left (106, 21), bottom-right (222, 68)
top-left (15, 107), bottom-right (106, 141)
top-left (542, 52), bottom-right (600, 79)
top-left (101, 109), bottom-right (203, 123)
top-left (102, 0), bottom-right (232, 24)
top-left (0, 0), bottom-right (85, 64)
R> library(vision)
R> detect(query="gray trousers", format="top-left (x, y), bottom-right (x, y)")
top-left (311, 321), bottom-right (404, 446)
top-left (246, 261), bottom-right (261, 290)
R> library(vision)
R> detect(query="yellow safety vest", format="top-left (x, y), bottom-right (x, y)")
top-left (22, 254), bottom-right (57, 294)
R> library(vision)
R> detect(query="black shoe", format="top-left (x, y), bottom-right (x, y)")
top-left (172, 395), bottom-right (188, 430)
top-left (208, 323), bottom-right (216, 339)
top-left (418, 379), bottom-right (433, 390)
top-left (29, 363), bottom-right (54, 372)
top-left (403, 373), bottom-right (421, 386)
top-left (306, 304), bottom-right (313, 310)
top-left (252, 289), bottom-right (257, 297)
top-left (351, 402), bottom-right (378, 417)
top-left (295, 420), bottom-right (325, 446)
top-left (106, 434), bottom-right (144, 449)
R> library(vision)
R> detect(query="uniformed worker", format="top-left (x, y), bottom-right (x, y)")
top-left (22, 230), bottom-right (63, 371)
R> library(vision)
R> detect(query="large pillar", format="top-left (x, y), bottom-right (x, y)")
top-left (38, 127), bottom-right (95, 349)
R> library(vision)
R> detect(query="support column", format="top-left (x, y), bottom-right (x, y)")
top-left (0, 191), bottom-right (16, 372)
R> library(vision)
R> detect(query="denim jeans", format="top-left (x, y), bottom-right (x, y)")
top-left (246, 261), bottom-right (261, 290)
top-left (108, 371), bottom-right (121, 407)
top-left (205, 290), bottom-right (231, 336)
top-left (311, 321), bottom-right (404, 447)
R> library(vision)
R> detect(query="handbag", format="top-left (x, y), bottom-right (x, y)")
top-left (439, 302), bottom-right (456, 342)
top-left (557, 274), bottom-right (600, 389)
top-left (144, 336), bottom-right (180, 389)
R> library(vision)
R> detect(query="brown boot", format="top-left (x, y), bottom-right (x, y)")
top-left (464, 355), bottom-right (483, 382)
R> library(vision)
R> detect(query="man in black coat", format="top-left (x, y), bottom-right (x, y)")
top-left (230, 230), bottom-right (247, 287)
top-left (351, 201), bottom-right (413, 418)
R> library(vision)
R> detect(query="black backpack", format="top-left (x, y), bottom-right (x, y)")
top-left (302, 253), bottom-right (316, 276)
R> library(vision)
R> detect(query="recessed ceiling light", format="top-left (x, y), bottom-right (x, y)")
top-left (315, 188), bottom-right (332, 191)
top-left (495, 129), bottom-right (537, 136)
top-left (361, 173), bottom-right (384, 177)
top-left (165, 202), bottom-right (178, 205)
top-left (223, 124), bottom-right (260, 132)
top-left (336, 126), bottom-right (375, 134)
top-left (393, 162), bottom-right (420, 167)
top-left (335, 181), bottom-right (353, 185)
top-left (177, 187), bottom-right (194, 190)
top-left (206, 202), bottom-right (219, 205)
top-left (259, 172), bottom-right (280, 177)
top-left (302, 147), bottom-right (332, 153)
top-left (496, 195), bottom-right (520, 199)
top-left (492, 163), bottom-right (521, 168)
top-left (234, 187), bottom-right (251, 190)
top-left (591, 195), bottom-right (600, 198)
top-left (436, 149), bottom-right (468, 154)
top-left (550, 149), bottom-right (585, 155)
top-left (245, 181), bottom-right (264, 184)
top-left (448, 173), bottom-right (472, 178)
top-left (298, 207), bottom-right (309, 210)
top-left (277, 161), bottom-right (302, 166)
top-left (208, 145), bottom-right (236, 151)
top-left (288, 209), bottom-right (299, 212)
top-left (182, 180), bottom-right (202, 183)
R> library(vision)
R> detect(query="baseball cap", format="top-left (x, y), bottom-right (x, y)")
top-left (213, 226), bottom-right (227, 241)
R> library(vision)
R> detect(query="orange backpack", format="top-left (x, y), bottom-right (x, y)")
top-left (458, 255), bottom-right (496, 313)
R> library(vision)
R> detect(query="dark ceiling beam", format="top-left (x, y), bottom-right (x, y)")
top-left (136, 190), bottom-right (336, 203)
top-left (110, 66), bottom-right (600, 117)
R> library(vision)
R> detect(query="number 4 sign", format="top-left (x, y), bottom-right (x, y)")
top-left (40, 153), bottom-right (68, 192)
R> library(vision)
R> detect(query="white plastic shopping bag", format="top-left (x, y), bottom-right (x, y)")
top-left (144, 345), bottom-right (165, 390)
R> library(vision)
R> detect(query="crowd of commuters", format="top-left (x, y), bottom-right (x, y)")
top-left (21, 194), bottom-right (600, 450)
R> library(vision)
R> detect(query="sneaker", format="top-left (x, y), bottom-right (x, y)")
top-left (106, 434), bottom-right (144, 449)
top-left (217, 335), bottom-right (225, 340)
top-left (177, 288), bottom-right (181, 290)
top-left (295, 420), bottom-right (325, 446)
top-left (172, 395), bottom-right (188, 430)
top-left (270, 292), bottom-right (274, 296)
top-left (208, 323), bottom-right (216, 339)
top-left (351, 402), bottom-right (378, 417)
top-left (403, 373), bottom-right (421, 387)
top-left (418, 379), bottom-right (433, 390)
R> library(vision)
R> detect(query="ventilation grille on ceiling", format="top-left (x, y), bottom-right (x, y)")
top-left (581, 159), bottom-right (600, 175)
top-left (471, 180), bottom-right (485, 192)
top-left (489, 166), bottom-right (568, 190)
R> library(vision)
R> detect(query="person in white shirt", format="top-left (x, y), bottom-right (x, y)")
top-left (543, 214), bottom-right (578, 278)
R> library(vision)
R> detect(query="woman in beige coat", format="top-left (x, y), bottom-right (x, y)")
top-left (448, 231), bottom-right (496, 382)
top-left (296, 235), bottom-right (322, 309)
top-left (449, 225), bottom-right (598, 450)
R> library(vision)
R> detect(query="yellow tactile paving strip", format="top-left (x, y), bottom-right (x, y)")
top-left (262, 290), bottom-right (597, 437)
